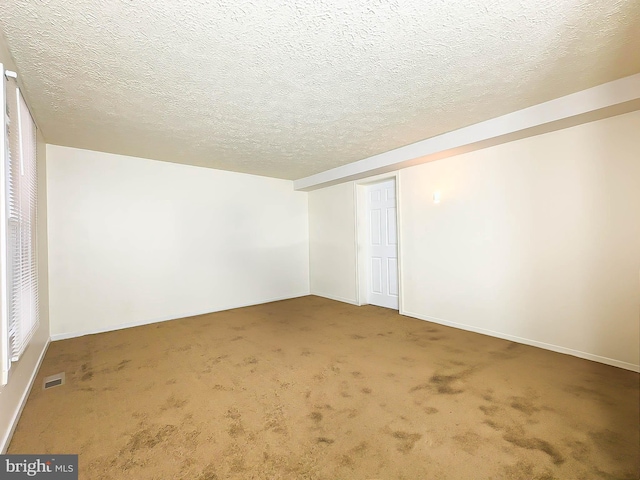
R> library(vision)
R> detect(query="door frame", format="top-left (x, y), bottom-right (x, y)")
top-left (353, 172), bottom-right (403, 311)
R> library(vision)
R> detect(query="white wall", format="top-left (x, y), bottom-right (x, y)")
top-left (309, 181), bottom-right (358, 304)
top-left (46, 145), bottom-right (309, 338)
top-left (0, 32), bottom-right (50, 452)
top-left (400, 110), bottom-right (640, 370)
top-left (308, 111), bottom-right (640, 371)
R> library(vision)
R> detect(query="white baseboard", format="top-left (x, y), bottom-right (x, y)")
top-left (310, 292), bottom-right (360, 306)
top-left (401, 310), bottom-right (639, 373)
top-left (51, 292), bottom-right (311, 342)
top-left (1, 338), bottom-right (50, 454)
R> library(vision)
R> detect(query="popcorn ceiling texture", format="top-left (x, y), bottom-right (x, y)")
top-left (0, 0), bottom-right (639, 179)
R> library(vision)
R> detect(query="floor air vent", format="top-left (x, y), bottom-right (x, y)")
top-left (43, 372), bottom-right (65, 390)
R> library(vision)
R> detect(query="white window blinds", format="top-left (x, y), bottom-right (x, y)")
top-left (2, 72), bottom-right (39, 369)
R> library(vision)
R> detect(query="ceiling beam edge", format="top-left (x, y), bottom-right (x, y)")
top-left (293, 74), bottom-right (640, 192)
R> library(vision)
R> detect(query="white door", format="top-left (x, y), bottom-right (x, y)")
top-left (366, 179), bottom-right (399, 309)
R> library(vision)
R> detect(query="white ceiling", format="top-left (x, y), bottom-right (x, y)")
top-left (0, 0), bottom-right (638, 180)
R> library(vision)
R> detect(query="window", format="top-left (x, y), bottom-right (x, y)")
top-left (1, 66), bottom-right (39, 385)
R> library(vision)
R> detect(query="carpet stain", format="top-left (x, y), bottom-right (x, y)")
top-left (483, 419), bottom-right (502, 430)
top-left (453, 431), bottom-right (482, 454)
top-left (502, 460), bottom-right (555, 480)
top-left (564, 439), bottom-right (590, 462)
top-left (409, 383), bottom-right (429, 392)
top-left (350, 441), bottom-right (368, 455)
top-left (428, 370), bottom-right (471, 394)
top-left (196, 464), bottom-right (219, 480)
top-left (316, 437), bottom-right (334, 444)
top-left (210, 355), bottom-right (228, 364)
top-left (115, 359), bottom-right (131, 371)
top-left (229, 454), bottom-right (245, 473)
top-left (309, 411), bottom-right (323, 422)
top-left (228, 422), bottom-right (245, 438)
top-left (173, 344), bottom-right (192, 352)
top-left (183, 428), bottom-right (201, 447)
top-left (591, 466), bottom-right (635, 480)
top-left (503, 429), bottom-right (565, 465)
top-left (263, 405), bottom-right (288, 435)
top-left (510, 396), bottom-right (540, 415)
top-left (225, 408), bottom-right (241, 420)
top-left (588, 428), bottom-right (619, 447)
top-left (386, 428), bottom-right (423, 453)
top-left (482, 390), bottom-right (494, 400)
top-left (342, 408), bottom-right (359, 419)
top-left (125, 424), bottom-right (178, 452)
top-left (565, 384), bottom-right (604, 397)
top-left (80, 363), bottom-right (93, 381)
top-left (491, 342), bottom-right (523, 360)
top-left (479, 405), bottom-right (501, 416)
top-left (588, 428), bottom-right (632, 465)
top-left (161, 395), bottom-right (188, 410)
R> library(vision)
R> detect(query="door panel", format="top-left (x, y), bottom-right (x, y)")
top-left (370, 209), bottom-right (381, 245)
top-left (386, 208), bottom-right (397, 245)
top-left (388, 258), bottom-right (399, 296)
top-left (371, 257), bottom-right (383, 294)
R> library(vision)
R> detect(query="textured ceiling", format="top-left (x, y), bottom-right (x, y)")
top-left (0, 0), bottom-right (639, 180)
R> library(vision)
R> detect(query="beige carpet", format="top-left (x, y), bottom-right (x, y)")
top-left (9, 296), bottom-right (639, 479)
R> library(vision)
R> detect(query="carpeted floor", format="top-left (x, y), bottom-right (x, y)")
top-left (9, 296), bottom-right (639, 479)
